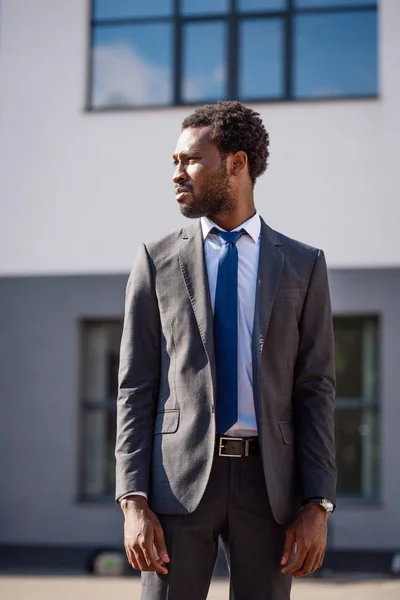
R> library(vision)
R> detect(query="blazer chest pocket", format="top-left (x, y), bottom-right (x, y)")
top-left (278, 420), bottom-right (294, 445)
top-left (154, 409), bottom-right (180, 435)
top-left (276, 288), bottom-right (301, 300)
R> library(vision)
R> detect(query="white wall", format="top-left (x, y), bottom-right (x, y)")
top-left (0, 0), bottom-right (399, 276)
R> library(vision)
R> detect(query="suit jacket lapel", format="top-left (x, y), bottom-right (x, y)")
top-left (178, 217), bottom-right (283, 422)
top-left (252, 218), bottom-right (284, 424)
top-left (178, 221), bottom-right (216, 390)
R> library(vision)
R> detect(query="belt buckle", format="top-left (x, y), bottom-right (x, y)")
top-left (219, 436), bottom-right (249, 457)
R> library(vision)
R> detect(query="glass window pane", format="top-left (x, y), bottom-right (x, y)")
top-left (294, 11), bottom-right (377, 98)
top-left (334, 316), bottom-right (379, 399)
top-left (335, 407), bottom-right (379, 497)
top-left (237, 0), bottom-right (287, 11)
top-left (81, 321), bottom-right (121, 496)
top-left (296, 0), bottom-right (376, 7)
top-left (93, 0), bottom-right (173, 20)
top-left (82, 409), bottom-right (117, 495)
top-left (239, 18), bottom-right (284, 99)
top-left (82, 322), bottom-right (122, 403)
top-left (92, 24), bottom-right (173, 107)
top-left (182, 22), bottom-right (227, 103)
top-left (181, 0), bottom-right (228, 15)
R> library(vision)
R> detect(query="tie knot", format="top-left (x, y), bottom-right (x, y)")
top-left (210, 228), bottom-right (247, 245)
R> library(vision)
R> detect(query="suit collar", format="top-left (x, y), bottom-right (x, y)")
top-left (181, 215), bottom-right (281, 245)
top-left (181, 221), bottom-right (201, 240)
top-left (259, 216), bottom-right (282, 247)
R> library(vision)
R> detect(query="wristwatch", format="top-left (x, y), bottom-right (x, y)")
top-left (305, 497), bottom-right (335, 513)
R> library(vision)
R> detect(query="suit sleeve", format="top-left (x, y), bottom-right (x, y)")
top-left (292, 249), bottom-right (337, 505)
top-left (115, 243), bottom-right (161, 502)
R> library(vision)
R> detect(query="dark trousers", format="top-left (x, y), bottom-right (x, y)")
top-left (141, 449), bottom-right (292, 600)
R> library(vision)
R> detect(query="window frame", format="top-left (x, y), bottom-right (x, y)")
top-left (86, 0), bottom-right (378, 110)
top-left (77, 318), bottom-right (122, 502)
top-left (333, 313), bottom-right (381, 503)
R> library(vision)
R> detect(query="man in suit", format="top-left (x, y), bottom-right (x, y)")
top-left (116, 101), bottom-right (336, 600)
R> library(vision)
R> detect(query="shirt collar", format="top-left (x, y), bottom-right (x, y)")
top-left (201, 211), bottom-right (261, 244)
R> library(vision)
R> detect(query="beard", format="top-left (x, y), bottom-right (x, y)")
top-left (178, 160), bottom-right (235, 219)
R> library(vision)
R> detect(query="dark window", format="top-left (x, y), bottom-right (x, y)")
top-left (88, 0), bottom-right (377, 109)
top-left (79, 320), bottom-right (122, 498)
top-left (78, 316), bottom-right (380, 501)
top-left (334, 316), bottom-right (380, 500)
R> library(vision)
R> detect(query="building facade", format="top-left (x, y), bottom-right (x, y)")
top-left (0, 0), bottom-right (399, 571)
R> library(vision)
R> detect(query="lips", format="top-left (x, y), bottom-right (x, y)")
top-left (175, 188), bottom-right (192, 201)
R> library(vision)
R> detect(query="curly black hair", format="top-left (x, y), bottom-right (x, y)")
top-left (181, 101), bottom-right (269, 186)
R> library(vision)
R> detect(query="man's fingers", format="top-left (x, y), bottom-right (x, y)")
top-left (305, 547), bottom-right (325, 576)
top-left (123, 511), bottom-right (169, 574)
top-left (134, 547), bottom-right (150, 571)
top-left (142, 544), bottom-right (168, 574)
top-left (305, 552), bottom-right (320, 576)
top-left (318, 547), bottom-right (326, 569)
top-left (129, 554), bottom-right (140, 571)
top-left (154, 526), bottom-right (170, 563)
top-left (311, 550), bottom-right (323, 574)
top-left (127, 547), bottom-right (143, 571)
top-left (280, 528), bottom-right (296, 566)
top-left (281, 543), bottom-right (307, 575)
top-left (291, 548), bottom-right (317, 577)
top-left (132, 559), bottom-right (140, 570)
top-left (125, 546), bottom-right (138, 570)
top-left (315, 548), bottom-right (325, 572)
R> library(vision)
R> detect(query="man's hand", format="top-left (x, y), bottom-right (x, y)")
top-left (280, 504), bottom-right (328, 577)
top-left (121, 495), bottom-right (170, 574)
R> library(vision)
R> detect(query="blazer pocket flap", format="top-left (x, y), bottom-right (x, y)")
top-left (276, 288), bottom-right (301, 299)
top-left (154, 409), bottom-right (180, 435)
top-left (278, 420), bottom-right (294, 445)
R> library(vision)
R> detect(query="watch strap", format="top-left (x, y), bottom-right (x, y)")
top-left (303, 497), bottom-right (335, 513)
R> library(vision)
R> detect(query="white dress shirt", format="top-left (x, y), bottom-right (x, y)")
top-left (119, 212), bottom-right (260, 502)
top-left (201, 211), bottom-right (260, 437)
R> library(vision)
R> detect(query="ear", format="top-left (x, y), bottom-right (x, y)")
top-left (229, 151), bottom-right (248, 176)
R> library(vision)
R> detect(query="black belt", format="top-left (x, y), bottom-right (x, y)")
top-left (216, 435), bottom-right (260, 457)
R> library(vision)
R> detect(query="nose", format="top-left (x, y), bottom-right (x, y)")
top-left (172, 163), bottom-right (188, 185)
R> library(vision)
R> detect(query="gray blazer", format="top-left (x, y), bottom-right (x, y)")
top-left (115, 218), bottom-right (336, 525)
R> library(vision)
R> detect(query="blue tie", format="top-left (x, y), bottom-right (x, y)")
top-left (211, 228), bottom-right (247, 434)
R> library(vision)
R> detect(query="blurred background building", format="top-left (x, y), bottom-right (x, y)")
top-left (0, 0), bottom-right (399, 573)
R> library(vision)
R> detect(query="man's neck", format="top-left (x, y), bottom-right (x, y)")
top-left (209, 206), bottom-right (257, 232)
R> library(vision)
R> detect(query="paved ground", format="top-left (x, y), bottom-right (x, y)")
top-left (1, 575), bottom-right (400, 600)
